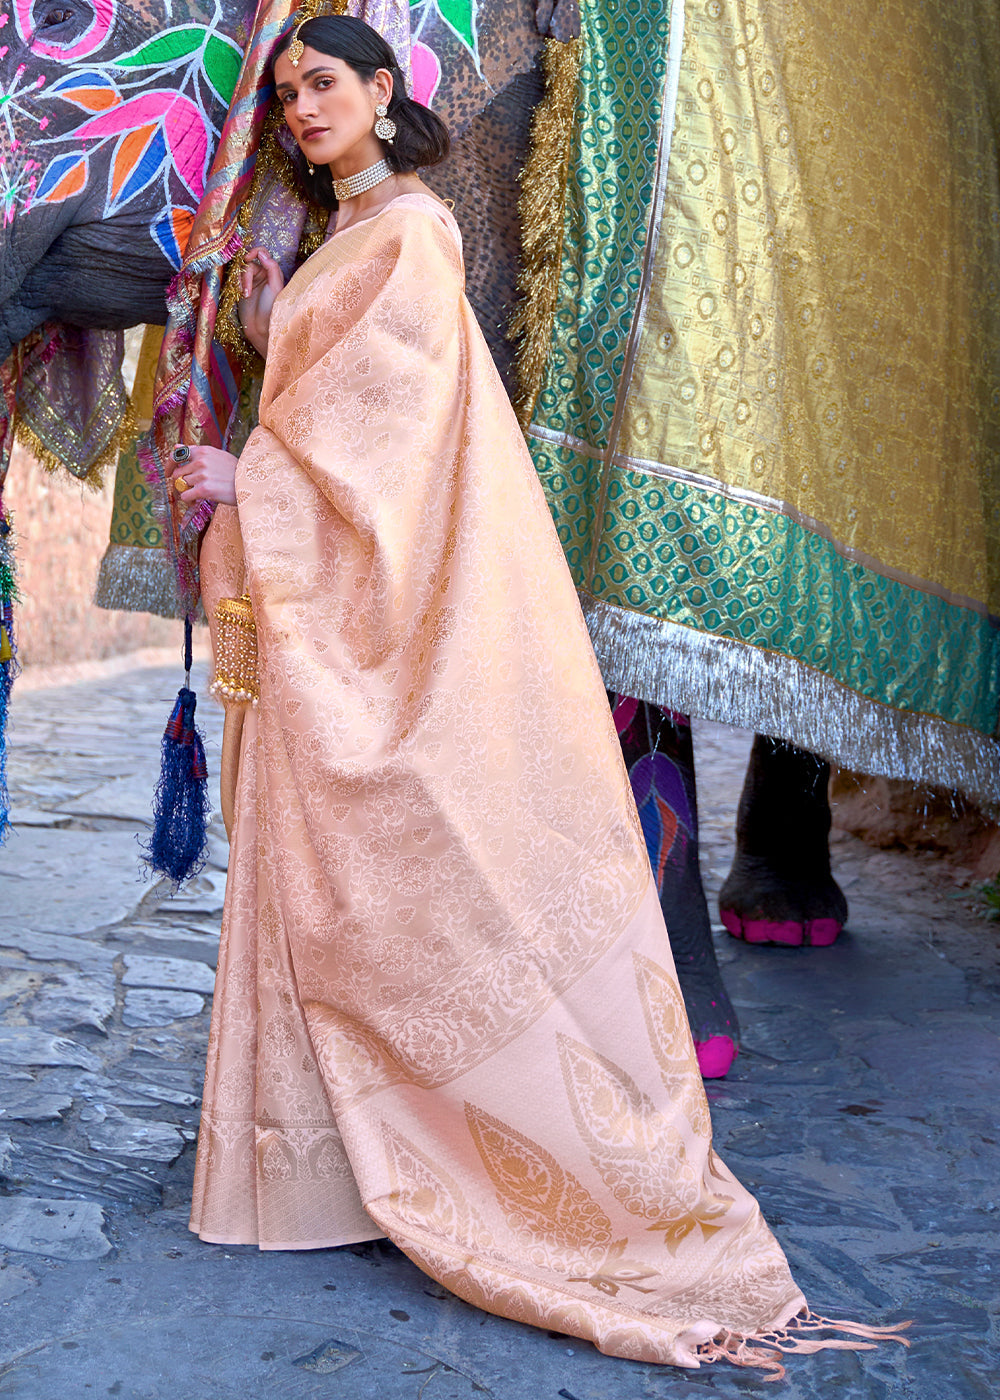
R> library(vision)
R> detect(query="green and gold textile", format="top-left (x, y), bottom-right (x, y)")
top-left (522, 0), bottom-right (1000, 807)
top-left (94, 326), bottom-right (181, 618)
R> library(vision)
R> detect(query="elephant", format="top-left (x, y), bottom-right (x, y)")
top-left (4, 0), bottom-right (930, 1085)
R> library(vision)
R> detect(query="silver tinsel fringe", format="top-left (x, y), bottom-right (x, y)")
top-left (582, 595), bottom-right (1000, 812)
top-left (93, 545), bottom-right (185, 620)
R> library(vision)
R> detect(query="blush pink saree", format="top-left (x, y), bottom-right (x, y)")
top-left (190, 194), bottom-right (902, 1373)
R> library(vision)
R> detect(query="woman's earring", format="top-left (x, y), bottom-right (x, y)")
top-left (307, 161), bottom-right (315, 175)
top-left (374, 102), bottom-right (396, 144)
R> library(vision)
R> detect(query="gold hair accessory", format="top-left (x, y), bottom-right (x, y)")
top-left (374, 102), bottom-right (396, 144)
top-left (210, 594), bottom-right (259, 706)
top-left (332, 157), bottom-right (392, 201)
top-left (285, 0), bottom-right (344, 65)
top-left (287, 0), bottom-right (321, 66)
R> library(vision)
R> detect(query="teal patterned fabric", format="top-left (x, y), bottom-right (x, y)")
top-left (533, 0), bottom-right (671, 451)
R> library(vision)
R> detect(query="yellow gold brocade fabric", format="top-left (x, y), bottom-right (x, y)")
top-left (619, 0), bottom-right (1000, 612)
top-left (190, 195), bottom-right (809, 1364)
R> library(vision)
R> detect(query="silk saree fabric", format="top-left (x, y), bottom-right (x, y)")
top-left (189, 194), bottom-right (894, 1369)
top-left (520, 0), bottom-right (1000, 809)
top-left (92, 0), bottom-right (543, 619)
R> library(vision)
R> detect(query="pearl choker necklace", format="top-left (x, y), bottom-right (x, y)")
top-left (332, 158), bottom-right (393, 202)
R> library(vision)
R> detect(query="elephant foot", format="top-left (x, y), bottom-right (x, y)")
top-left (719, 855), bottom-right (848, 948)
top-left (694, 1034), bottom-right (739, 1079)
top-left (674, 952), bottom-right (740, 1079)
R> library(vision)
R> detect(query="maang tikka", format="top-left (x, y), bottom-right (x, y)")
top-left (287, 0), bottom-right (321, 66)
top-left (287, 19), bottom-right (307, 66)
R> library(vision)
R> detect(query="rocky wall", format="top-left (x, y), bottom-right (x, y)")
top-left (4, 444), bottom-right (176, 670)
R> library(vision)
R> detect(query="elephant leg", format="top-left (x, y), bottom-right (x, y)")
top-left (611, 696), bottom-right (739, 1078)
top-left (719, 735), bottom-right (848, 946)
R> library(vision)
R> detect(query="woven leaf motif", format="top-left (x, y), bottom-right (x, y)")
top-left (557, 1033), bottom-right (730, 1253)
top-left (465, 1101), bottom-right (611, 1255)
top-left (382, 1122), bottom-right (487, 1248)
top-left (465, 1103), bottom-right (659, 1294)
top-left (633, 952), bottom-right (711, 1139)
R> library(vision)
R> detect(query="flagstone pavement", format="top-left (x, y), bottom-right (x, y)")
top-left (0, 656), bottom-right (997, 1400)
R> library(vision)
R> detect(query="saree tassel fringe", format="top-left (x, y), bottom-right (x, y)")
top-left (695, 1310), bottom-right (911, 1382)
top-left (143, 617), bottom-right (209, 885)
top-left (510, 36), bottom-right (582, 429)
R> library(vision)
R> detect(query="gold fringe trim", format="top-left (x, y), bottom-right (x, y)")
top-left (14, 399), bottom-right (137, 492)
top-left (510, 36), bottom-right (582, 431)
top-left (216, 104), bottom-right (332, 370)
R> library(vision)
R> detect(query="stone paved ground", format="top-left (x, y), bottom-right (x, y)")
top-left (1, 659), bottom-right (997, 1400)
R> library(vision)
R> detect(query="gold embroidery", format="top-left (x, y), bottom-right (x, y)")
top-left (557, 1034), bottom-right (729, 1255)
top-left (633, 953), bottom-right (712, 1140)
top-left (465, 1102), bottom-right (659, 1295)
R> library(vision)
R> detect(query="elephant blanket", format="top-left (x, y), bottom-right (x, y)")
top-left (519, 0), bottom-right (1000, 808)
top-left (190, 194), bottom-right (900, 1370)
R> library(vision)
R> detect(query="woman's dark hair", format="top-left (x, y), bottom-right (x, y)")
top-left (272, 14), bottom-right (450, 207)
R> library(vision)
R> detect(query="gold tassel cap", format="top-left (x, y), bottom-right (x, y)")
top-left (210, 593), bottom-right (259, 706)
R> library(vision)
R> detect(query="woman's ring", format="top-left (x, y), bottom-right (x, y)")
top-left (174, 476), bottom-right (189, 494)
top-left (171, 444), bottom-right (192, 464)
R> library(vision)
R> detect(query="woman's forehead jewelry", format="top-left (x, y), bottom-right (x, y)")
top-left (287, 0), bottom-right (321, 66)
top-left (333, 156), bottom-right (392, 201)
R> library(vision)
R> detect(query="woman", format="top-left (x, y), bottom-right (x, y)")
top-left (170, 14), bottom-right (904, 1374)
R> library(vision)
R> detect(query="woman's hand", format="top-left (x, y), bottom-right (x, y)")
top-left (237, 246), bottom-right (285, 357)
top-left (169, 446), bottom-right (239, 507)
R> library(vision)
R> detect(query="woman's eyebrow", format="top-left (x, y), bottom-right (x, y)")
top-left (276, 64), bottom-right (335, 92)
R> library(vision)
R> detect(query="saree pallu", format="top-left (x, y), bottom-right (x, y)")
top-left (521, 0), bottom-right (1000, 808)
top-left (189, 193), bottom-right (851, 1368)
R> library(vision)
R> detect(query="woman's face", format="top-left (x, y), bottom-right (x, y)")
top-left (273, 45), bottom-right (392, 174)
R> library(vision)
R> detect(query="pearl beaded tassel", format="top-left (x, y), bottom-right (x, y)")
top-left (210, 594), bottom-right (260, 708)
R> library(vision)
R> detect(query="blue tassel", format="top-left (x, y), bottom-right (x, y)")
top-left (0, 512), bottom-right (19, 846)
top-left (143, 618), bottom-right (209, 885)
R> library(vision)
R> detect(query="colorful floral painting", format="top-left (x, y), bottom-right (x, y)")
top-left (1, 0), bottom-right (242, 267)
